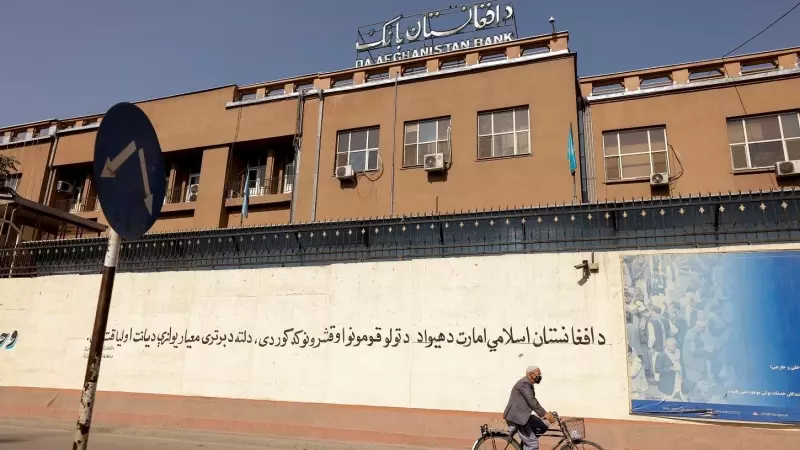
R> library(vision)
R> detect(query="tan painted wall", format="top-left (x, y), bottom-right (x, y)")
top-left (0, 142), bottom-right (51, 202)
top-left (52, 130), bottom-right (95, 166)
top-left (0, 244), bottom-right (795, 422)
top-left (194, 146), bottom-right (231, 229)
top-left (149, 212), bottom-right (196, 233)
top-left (297, 56), bottom-right (580, 222)
top-left (226, 204), bottom-right (290, 228)
top-left (590, 77), bottom-right (800, 201)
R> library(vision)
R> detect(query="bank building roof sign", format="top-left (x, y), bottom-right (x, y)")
top-left (355, 2), bottom-right (518, 67)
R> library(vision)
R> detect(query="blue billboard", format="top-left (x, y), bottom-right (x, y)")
top-left (623, 251), bottom-right (800, 423)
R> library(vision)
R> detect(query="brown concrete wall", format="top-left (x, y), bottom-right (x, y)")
top-left (235, 97), bottom-right (300, 142)
top-left (52, 130), bottom-right (95, 166)
top-left (226, 204), bottom-right (290, 227)
top-left (138, 86), bottom-right (238, 152)
top-left (194, 146), bottom-right (230, 229)
top-left (149, 212), bottom-right (195, 233)
top-left (54, 87), bottom-right (240, 166)
top-left (590, 76), bottom-right (800, 201)
top-left (0, 142), bottom-right (51, 202)
top-left (299, 55), bottom-right (580, 222)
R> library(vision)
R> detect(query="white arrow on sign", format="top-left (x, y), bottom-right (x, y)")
top-left (138, 148), bottom-right (153, 215)
top-left (100, 140), bottom-right (154, 215)
top-left (100, 141), bottom-right (138, 178)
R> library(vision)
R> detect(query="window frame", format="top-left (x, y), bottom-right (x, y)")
top-left (727, 112), bottom-right (800, 171)
top-left (476, 106), bottom-right (531, 160)
top-left (335, 127), bottom-right (380, 174)
top-left (1, 173), bottom-right (21, 191)
top-left (602, 126), bottom-right (670, 182)
top-left (402, 117), bottom-right (452, 168)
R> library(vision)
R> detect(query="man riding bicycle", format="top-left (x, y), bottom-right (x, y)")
top-left (503, 365), bottom-right (555, 450)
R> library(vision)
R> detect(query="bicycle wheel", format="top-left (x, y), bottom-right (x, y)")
top-left (556, 439), bottom-right (605, 450)
top-left (472, 435), bottom-right (522, 450)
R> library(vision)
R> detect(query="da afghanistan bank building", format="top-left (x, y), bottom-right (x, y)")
top-left (1, 3), bottom-right (800, 450)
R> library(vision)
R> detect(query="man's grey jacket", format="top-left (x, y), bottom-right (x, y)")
top-left (503, 376), bottom-right (547, 425)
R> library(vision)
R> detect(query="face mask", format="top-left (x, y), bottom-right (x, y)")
top-left (534, 375), bottom-right (542, 384)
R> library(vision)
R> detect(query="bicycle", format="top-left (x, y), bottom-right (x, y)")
top-left (472, 412), bottom-right (605, 450)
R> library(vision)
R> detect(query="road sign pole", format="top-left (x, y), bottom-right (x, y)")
top-left (72, 229), bottom-right (121, 450)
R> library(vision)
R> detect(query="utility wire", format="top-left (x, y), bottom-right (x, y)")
top-left (720, 0), bottom-right (800, 115)
top-left (722, 0), bottom-right (800, 59)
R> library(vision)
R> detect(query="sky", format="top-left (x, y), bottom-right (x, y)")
top-left (0, 0), bottom-right (797, 127)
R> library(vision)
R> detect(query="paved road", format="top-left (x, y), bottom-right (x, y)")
top-left (0, 419), bottom-right (425, 450)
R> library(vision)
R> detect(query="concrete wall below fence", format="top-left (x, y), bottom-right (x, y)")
top-left (1, 244), bottom-right (798, 448)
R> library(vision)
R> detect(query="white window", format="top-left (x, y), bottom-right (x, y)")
top-left (477, 107), bottom-right (530, 159)
top-left (1, 173), bottom-right (21, 191)
top-left (336, 127), bottom-right (380, 173)
top-left (404, 118), bottom-right (451, 167)
top-left (603, 127), bottom-right (669, 181)
top-left (727, 112), bottom-right (800, 170)
top-left (246, 166), bottom-right (267, 196)
top-left (185, 173), bottom-right (200, 202)
top-left (283, 161), bottom-right (294, 194)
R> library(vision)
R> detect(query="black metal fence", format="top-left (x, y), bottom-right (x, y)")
top-left (3, 190), bottom-right (800, 278)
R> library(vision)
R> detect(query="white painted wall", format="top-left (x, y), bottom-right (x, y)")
top-left (1, 244), bottom-right (796, 421)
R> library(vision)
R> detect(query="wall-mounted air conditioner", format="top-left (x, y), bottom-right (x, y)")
top-left (776, 160), bottom-right (800, 178)
top-left (649, 172), bottom-right (668, 187)
top-left (335, 165), bottom-right (355, 180)
top-left (56, 180), bottom-right (74, 194)
top-left (424, 153), bottom-right (445, 172)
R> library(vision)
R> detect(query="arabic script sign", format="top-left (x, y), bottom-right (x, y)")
top-left (356, 2), bottom-right (517, 68)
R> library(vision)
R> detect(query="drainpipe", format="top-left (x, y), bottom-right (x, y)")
top-left (389, 77), bottom-right (399, 216)
top-left (43, 122), bottom-right (60, 206)
top-left (288, 91), bottom-right (306, 223)
top-left (310, 89), bottom-right (325, 222)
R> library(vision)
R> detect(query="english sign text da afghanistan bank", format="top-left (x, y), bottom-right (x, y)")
top-left (356, 33), bottom-right (515, 67)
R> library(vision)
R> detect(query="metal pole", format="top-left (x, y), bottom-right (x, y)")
top-left (72, 229), bottom-right (121, 450)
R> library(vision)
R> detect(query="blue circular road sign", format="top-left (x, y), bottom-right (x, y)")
top-left (93, 102), bottom-right (165, 240)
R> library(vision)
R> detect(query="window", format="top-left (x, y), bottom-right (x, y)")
top-left (440, 58), bottom-right (466, 70)
top-left (402, 64), bottom-right (427, 75)
top-left (185, 173), bottom-right (201, 202)
top-left (82, 118), bottom-right (98, 127)
top-left (11, 130), bottom-right (28, 142)
top-left (267, 88), bottom-right (285, 97)
top-left (35, 126), bottom-right (50, 138)
top-left (477, 107), bottom-right (530, 159)
top-left (332, 77), bottom-right (354, 88)
top-left (240, 92), bottom-right (257, 101)
top-left (689, 67), bottom-right (724, 81)
top-left (247, 166), bottom-right (267, 196)
top-left (479, 52), bottom-right (506, 63)
top-left (1, 173), bottom-right (21, 191)
top-left (403, 118), bottom-right (451, 167)
top-left (521, 45), bottom-right (548, 56)
top-left (336, 127), bottom-right (380, 173)
top-left (366, 70), bottom-right (389, 81)
top-left (603, 126), bottom-right (669, 181)
top-left (727, 112), bottom-right (800, 170)
top-left (283, 161), bottom-right (295, 194)
top-left (295, 82), bottom-right (315, 92)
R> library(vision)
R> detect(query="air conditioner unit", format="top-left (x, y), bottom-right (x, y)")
top-left (56, 180), bottom-right (74, 194)
top-left (776, 160), bottom-right (800, 177)
top-left (335, 165), bottom-right (355, 180)
top-left (649, 172), bottom-right (668, 187)
top-left (189, 184), bottom-right (199, 194)
top-left (187, 193), bottom-right (198, 202)
top-left (423, 153), bottom-right (446, 172)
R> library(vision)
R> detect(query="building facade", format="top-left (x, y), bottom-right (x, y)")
top-left (1, 31), bottom-right (799, 239)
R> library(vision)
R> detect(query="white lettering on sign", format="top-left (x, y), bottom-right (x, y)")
top-left (356, 33), bottom-right (515, 68)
